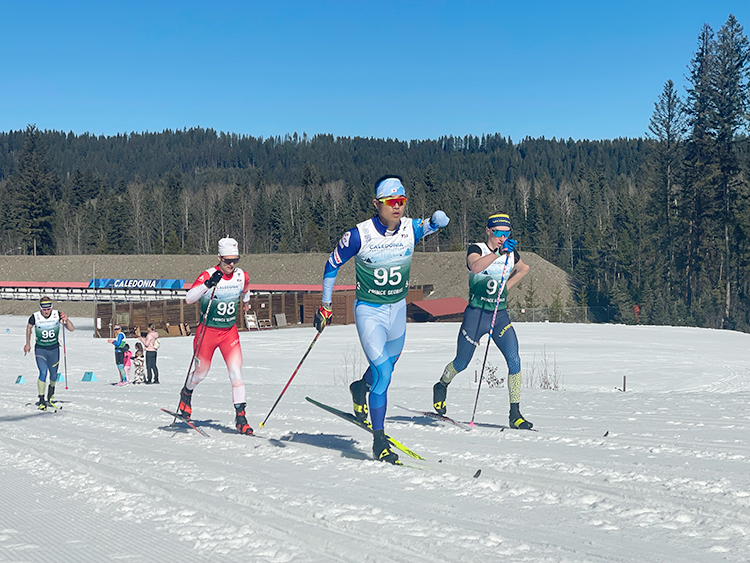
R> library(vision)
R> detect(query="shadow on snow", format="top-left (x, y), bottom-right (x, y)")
top-left (280, 432), bottom-right (370, 460)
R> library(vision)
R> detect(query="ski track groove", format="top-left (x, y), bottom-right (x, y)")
top-left (2, 432), bottom-right (411, 562)
top-left (387, 410), bottom-right (750, 561)
top-left (2, 319), bottom-right (750, 562)
top-left (288, 403), bottom-right (750, 561)
top-left (0, 403), bottom-right (650, 563)
top-left (2, 411), bottom-right (535, 563)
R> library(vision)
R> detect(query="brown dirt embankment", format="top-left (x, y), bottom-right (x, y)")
top-left (0, 252), bottom-right (575, 316)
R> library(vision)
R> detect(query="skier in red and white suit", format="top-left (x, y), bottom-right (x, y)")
top-left (178, 237), bottom-right (253, 434)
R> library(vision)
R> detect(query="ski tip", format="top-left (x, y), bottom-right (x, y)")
top-left (473, 469), bottom-right (482, 478)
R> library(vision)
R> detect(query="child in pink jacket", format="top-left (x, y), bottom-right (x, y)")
top-left (123, 344), bottom-right (132, 383)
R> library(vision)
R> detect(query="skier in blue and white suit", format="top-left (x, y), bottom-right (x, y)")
top-left (314, 175), bottom-right (449, 464)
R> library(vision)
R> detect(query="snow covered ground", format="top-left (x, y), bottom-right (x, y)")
top-left (1, 315), bottom-right (748, 563)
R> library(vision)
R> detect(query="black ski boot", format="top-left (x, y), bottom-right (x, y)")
top-left (350, 378), bottom-right (369, 423)
top-left (36, 394), bottom-right (47, 411)
top-left (47, 385), bottom-right (58, 410)
top-left (234, 403), bottom-right (253, 435)
top-left (178, 387), bottom-right (193, 419)
top-left (372, 430), bottom-right (400, 464)
top-left (433, 381), bottom-right (448, 415)
top-left (509, 403), bottom-right (533, 430)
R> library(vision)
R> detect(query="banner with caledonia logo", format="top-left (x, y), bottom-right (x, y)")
top-left (89, 279), bottom-right (185, 289)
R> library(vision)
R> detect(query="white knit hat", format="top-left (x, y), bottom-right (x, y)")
top-left (218, 237), bottom-right (239, 256)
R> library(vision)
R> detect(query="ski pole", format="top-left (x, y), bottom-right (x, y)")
top-left (260, 330), bottom-right (322, 428)
top-left (62, 324), bottom-right (69, 390)
top-left (470, 252), bottom-right (512, 426)
top-left (172, 285), bottom-right (217, 423)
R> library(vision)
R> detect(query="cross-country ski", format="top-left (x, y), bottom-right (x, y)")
top-left (394, 404), bottom-right (472, 430)
top-left (160, 407), bottom-right (211, 437)
top-left (306, 396), bottom-right (424, 460)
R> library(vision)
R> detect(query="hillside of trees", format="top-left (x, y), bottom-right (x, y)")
top-left (1, 15), bottom-right (748, 332)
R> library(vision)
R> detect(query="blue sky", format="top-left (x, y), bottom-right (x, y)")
top-left (1, 1), bottom-right (747, 142)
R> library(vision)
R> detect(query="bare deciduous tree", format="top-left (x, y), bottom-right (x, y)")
top-left (516, 176), bottom-right (532, 220)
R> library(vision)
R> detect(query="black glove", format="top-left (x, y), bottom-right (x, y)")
top-left (313, 304), bottom-right (333, 332)
top-left (205, 269), bottom-right (224, 288)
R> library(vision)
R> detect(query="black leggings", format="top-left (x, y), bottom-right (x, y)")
top-left (146, 351), bottom-right (159, 382)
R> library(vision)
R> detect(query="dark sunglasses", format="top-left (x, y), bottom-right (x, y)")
top-left (221, 257), bottom-right (240, 265)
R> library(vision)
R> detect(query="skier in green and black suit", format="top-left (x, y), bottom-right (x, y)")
top-left (24, 296), bottom-right (75, 410)
top-left (432, 213), bottom-right (533, 429)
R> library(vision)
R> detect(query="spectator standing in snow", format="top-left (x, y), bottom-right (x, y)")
top-left (123, 344), bottom-right (133, 383)
top-left (138, 323), bottom-right (160, 384)
top-left (132, 342), bottom-right (146, 384)
top-left (107, 325), bottom-right (127, 383)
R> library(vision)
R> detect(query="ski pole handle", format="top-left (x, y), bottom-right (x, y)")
top-left (62, 326), bottom-right (69, 390)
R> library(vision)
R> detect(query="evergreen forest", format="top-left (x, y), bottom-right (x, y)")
top-left (1, 15), bottom-right (748, 332)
